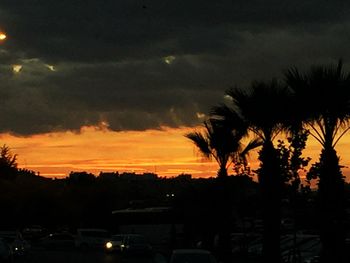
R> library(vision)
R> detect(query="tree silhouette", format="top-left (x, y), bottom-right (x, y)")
top-left (276, 129), bottom-right (310, 263)
top-left (186, 117), bottom-right (261, 262)
top-left (185, 118), bottom-right (260, 178)
top-left (213, 79), bottom-right (291, 263)
top-left (0, 144), bottom-right (18, 180)
top-left (285, 60), bottom-right (350, 263)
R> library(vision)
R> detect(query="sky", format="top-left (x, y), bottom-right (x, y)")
top-left (1, 1), bottom-right (350, 178)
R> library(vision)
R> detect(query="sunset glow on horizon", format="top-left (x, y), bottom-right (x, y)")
top-left (2, 125), bottom-right (350, 182)
top-left (0, 1), bottom-right (350, 184)
top-left (1, 125), bottom-right (220, 178)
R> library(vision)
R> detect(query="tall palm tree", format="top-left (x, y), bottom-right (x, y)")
top-left (186, 117), bottom-right (261, 263)
top-left (212, 79), bottom-right (291, 263)
top-left (285, 60), bottom-right (350, 263)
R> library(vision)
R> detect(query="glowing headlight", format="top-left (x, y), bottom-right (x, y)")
top-left (106, 242), bottom-right (113, 249)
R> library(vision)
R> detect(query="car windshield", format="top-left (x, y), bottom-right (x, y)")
top-left (2, 237), bottom-right (15, 242)
top-left (129, 236), bottom-right (146, 244)
top-left (52, 234), bottom-right (74, 240)
top-left (112, 236), bottom-right (123, 241)
top-left (81, 231), bottom-right (110, 238)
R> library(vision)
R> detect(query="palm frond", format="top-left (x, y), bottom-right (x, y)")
top-left (239, 138), bottom-right (263, 164)
top-left (185, 132), bottom-right (212, 159)
top-left (225, 80), bottom-right (292, 141)
top-left (285, 59), bottom-right (350, 147)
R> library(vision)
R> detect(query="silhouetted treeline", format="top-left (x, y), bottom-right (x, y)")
top-left (0, 166), bottom-right (263, 241)
top-left (2, 167), bottom-right (350, 239)
top-left (0, 170), bottom-right (262, 231)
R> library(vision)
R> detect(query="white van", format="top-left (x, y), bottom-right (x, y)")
top-left (75, 229), bottom-right (111, 249)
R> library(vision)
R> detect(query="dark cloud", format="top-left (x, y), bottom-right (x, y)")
top-left (1, 0), bottom-right (348, 62)
top-left (0, 1), bottom-right (349, 134)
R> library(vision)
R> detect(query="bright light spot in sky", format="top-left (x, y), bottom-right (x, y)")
top-left (12, 65), bottom-right (22, 73)
top-left (224, 94), bottom-right (232, 100)
top-left (0, 32), bottom-right (6, 41)
top-left (164, 55), bottom-right (176, 65)
top-left (196, 112), bottom-right (206, 119)
top-left (45, 64), bottom-right (56, 71)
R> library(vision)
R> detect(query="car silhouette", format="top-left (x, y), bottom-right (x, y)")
top-left (119, 234), bottom-right (152, 255)
top-left (105, 234), bottom-right (128, 253)
top-left (169, 249), bottom-right (218, 263)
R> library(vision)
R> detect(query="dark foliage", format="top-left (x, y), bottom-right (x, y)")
top-left (308, 148), bottom-right (346, 263)
top-left (286, 60), bottom-right (350, 263)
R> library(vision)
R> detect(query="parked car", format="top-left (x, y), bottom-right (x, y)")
top-left (105, 234), bottom-right (127, 253)
top-left (22, 225), bottom-right (47, 241)
top-left (75, 228), bottom-right (111, 249)
top-left (0, 231), bottom-right (30, 257)
top-left (0, 238), bottom-right (13, 262)
top-left (120, 234), bottom-right (152, 255)
top-left (169, 249), bottom-right (217, 263)
top-left (39, 233), bottom-right (76, 250)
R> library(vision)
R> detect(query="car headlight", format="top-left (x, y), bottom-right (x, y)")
top-left (106, 242), bottom-right (113, 249)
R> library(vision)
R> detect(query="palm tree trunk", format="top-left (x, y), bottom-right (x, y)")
top-left (217, 164), bottom-right (228, 178)
top-left (215, 174), bottom-right (232, 263)
top-left (258, 140), bottom-right (282, 263)
top-left (318, 147), bottom-right (346, 263)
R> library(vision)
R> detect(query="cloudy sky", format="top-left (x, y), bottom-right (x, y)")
top-left (0, 1), bottom-right (350, 177)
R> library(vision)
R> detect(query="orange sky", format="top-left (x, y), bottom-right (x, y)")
top-left (2, 125), bottom-right (350, 182)
top-left (0, 125), bottom-right (219, 178)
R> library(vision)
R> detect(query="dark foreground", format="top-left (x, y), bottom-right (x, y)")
top-left (13, 248), bottom-right (257, 263)
top-left (15, 248), bottom-right (156, 263)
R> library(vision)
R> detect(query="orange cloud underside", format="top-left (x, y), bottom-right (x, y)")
top-left (1, 125), bottom-right (350, 181)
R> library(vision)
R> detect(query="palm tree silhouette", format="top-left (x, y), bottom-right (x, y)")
top-left (0, 144), bottom-right (18, 180)
top-left (285, 60), bottom-right (350, 263)
top-left (185, 118), bottom-right (260, 178)
top-left (213, 79), bottom-right (291, 263)
top-left (186, 117), bottom-right (261, 262)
